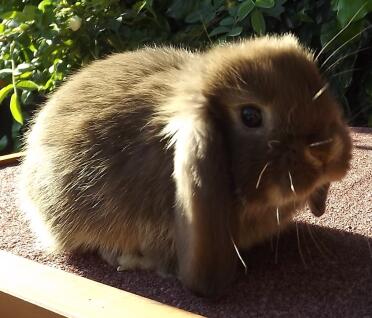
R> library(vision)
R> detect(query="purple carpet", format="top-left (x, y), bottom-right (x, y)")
top-left (1, 128), bottom-right (371, 317)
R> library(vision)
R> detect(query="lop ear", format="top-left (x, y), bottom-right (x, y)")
top-left (171, 114), bottom-right (238, 297)
top-left (309, 183), bottom-right (330, 217)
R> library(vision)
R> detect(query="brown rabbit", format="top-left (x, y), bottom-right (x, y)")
top-left (19, 34), bottom-right (352, 297)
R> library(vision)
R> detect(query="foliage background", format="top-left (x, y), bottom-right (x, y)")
top-left (1, 0), bottom-right (372, 154)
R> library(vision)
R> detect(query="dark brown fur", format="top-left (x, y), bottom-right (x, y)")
top-left (19, 34), bottom-right (352, 296)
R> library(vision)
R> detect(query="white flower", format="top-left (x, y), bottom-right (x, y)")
top-left (68, 16), bottom-right (82, 31)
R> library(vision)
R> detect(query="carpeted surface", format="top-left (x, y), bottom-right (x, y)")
top-left (1, 128), bottom-right (371, 317)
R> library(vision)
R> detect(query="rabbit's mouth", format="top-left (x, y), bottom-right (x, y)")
top-left (249, 154), bottom-right (320, 206)
top-left (266, 183), bottom-right (310, 208)
top-left (235, 127), bottom-right (352, 213)
top-left (262, 131), bottom-right (351, 206)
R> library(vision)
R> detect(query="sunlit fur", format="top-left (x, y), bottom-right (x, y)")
top-left (19, 34), bottom-right (352, 297)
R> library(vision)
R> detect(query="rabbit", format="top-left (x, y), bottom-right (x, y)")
top-left (19, 34), bottom-right (352, 297)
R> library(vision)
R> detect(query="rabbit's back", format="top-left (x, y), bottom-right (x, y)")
top-left (19, 47), bottom-right (192, 256)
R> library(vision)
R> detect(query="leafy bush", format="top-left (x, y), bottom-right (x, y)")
top-left (1, 0), bottom-right (371, 154)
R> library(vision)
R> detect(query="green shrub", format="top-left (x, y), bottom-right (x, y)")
top-left (1, 0), bottom-right (372, 154)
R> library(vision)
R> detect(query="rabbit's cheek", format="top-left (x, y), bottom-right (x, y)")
top-left (305, 134), bottom-right (342, 168)
top-left (266, 185), bottom-right (290, 206)
top-left (304, 148), bottom-right (324, 170)
top-left (327, 134), bottom-right (344, 163)
top-left (263, 183), bottom-right (303, 207)
top-left (304, 133), bottom-right (351, 183)
top-left (326, 134), bottom-right (352, 180)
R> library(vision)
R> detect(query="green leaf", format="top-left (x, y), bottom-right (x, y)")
top-left (219, 16), bottom-right (234, 26)
top-left (22, 5), bottom-right (38, 21)
top-left (10, 93), bottom-right (23, 125)
top-left (21, 90), bottom-right (33, 105)
top-left (203, 10), bottom-right (217, 24)
top-left (251, 9), bottom-right (266, 34)
top-left (167, 0), bottom-right (199, 20)
top-left (334, 0), bottom-right (372, 27)
top-left (133, 1), bottom-right (147, 14)
top-left (38, 0), bottom-right (53, 13)
top-left (227, 26), bottom-right (243, 37)
top-left (260, 0), bottom-right (286, 18)
top-left (16, 80), bottom-right (39, 91)
top-left (19, 71), bottom-right (33, 79)
top-left (255, 0), bottom-right (275, 9)
top-left (185, 11), bottom-right (202, 23)
top-left (320, 19), bottom-right (363, 50)
top-left (64, 39), bottom-right (74, 47)
top-left (43, 77), bottom-right (55, 91)
top-left (15, 63), bottom-right (33, 74)
top-left (237, 0), bottom-right (255, 21)
top-left (0, 69), bottom-right (13, 79)
top-left (0, 135), bottom-right (7, 153)
top-left (297, 11), bottom-right (313, 23)
top-left (228, 6), bottom-right (238, 18)
top-left (12, 121), bottom-right (22, 152)
top-left (1, 11), bottom-right (21, 20)
top-left (209, 26), bottom-right (230, 37)
top-left (0, 84), bottom-right (14, 104)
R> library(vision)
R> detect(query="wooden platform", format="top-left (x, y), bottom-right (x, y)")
top-left (0, 251), bottom-right (201, 318)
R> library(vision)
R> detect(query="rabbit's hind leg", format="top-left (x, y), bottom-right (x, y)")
top-left (116, 253), bottom-right (155, 271)
top-left (98, 247), bottom-right (154, 271)
top-left (98, 247), bottom-right (120, 267)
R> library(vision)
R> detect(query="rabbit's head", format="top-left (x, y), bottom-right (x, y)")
top-left (202, 34), bottom-right (352, 214)
top-left (167, 34), bottom-right (352, 296)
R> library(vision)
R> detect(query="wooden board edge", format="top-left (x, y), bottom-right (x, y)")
top-left (0, 291), bottom-right (65, 318)
top-left (0, 251), bottom-right (203, 318)
top-left (0, 152), bottom-right (25, 166)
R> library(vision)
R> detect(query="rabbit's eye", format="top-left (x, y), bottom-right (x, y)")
top-left (241, 105), bottom-right (262, 128)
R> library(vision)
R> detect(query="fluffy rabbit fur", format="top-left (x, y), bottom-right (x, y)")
top-left (19, 34), bottom-right (352, 296)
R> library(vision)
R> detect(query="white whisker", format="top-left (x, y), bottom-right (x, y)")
top-left (306, 223), bottom-right (331, 261)
top-left (309, 138), bottom-right (333, 147)
top-left (348, 104), bottom-right (372, 124)
top-left (256, 162), bottom-right (271, 189)
top-left (330, 67), bottom-right (362, 78)
top-left (296, 222), bottom-right (307, 268)
top-left (231, 236), bottom-right (247, 274)
top-left (274, 228), bottom-right (280, 264)
top-left (312, 83), bottom-right (329, 101)
top-left (198, 12), bottom-right (213, 45)
top-left (270, 235), bottom-right (274, 251)
top-left (311, 226), bottom-right (336, 258)
top-left (315, 2), bottom-right (369, 62)
top-left (276, 207), bottom-right (280, 226)
top-left (288, 170), bottom-right (296, 194)
top-left (321, 25), bottom-right (372, 70)
top-left (322, 46), bottom-right (372, 73)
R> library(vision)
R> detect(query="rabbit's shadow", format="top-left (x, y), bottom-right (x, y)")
top-left (66, 222), bottom-right (372, 315)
